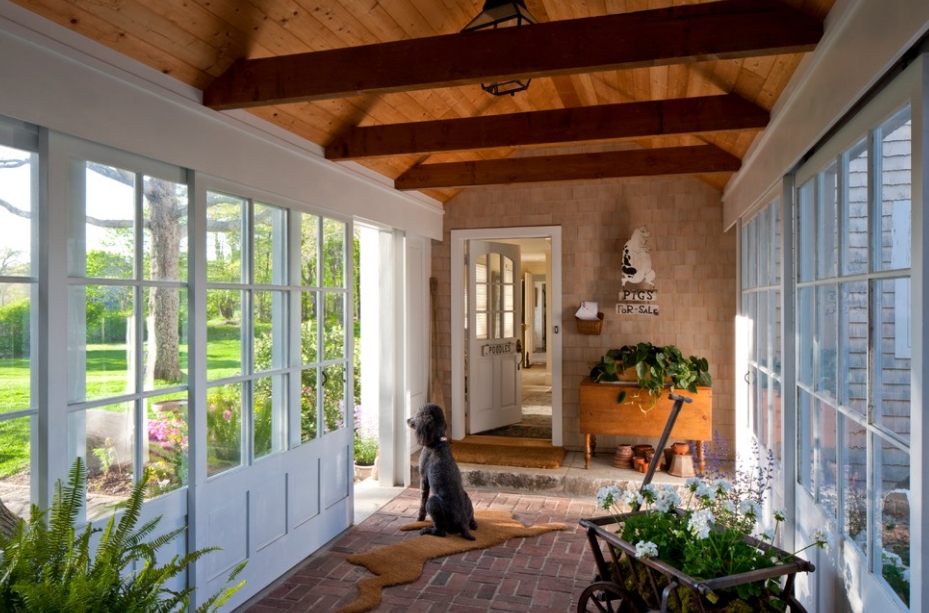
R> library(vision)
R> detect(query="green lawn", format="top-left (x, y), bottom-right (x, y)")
top-left (0, 417), bottom-right (30, 476)
top-left (0, 357), bottom-right (29, 412)
top-left (207, 322), bottom-right (243, 380)
top-left (0, 322), bottom-right (318, 479)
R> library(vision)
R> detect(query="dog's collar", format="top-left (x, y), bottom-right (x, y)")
top-left (439, 436), bottom-right (448, 442)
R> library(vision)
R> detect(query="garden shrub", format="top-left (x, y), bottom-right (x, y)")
top-left (0, 299), bottom-right (29, 360)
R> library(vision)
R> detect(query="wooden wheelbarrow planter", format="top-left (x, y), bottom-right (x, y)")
top-left (575, 393), bottom-right (815, 613)
top-left (577, 512), bottom-right (816, 613)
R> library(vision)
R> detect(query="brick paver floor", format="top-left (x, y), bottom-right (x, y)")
top-left (240, 488), bottom-right (602, 612)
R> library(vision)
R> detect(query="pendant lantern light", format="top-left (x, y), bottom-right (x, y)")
top-left (461, 0), bottom-right (537, 96)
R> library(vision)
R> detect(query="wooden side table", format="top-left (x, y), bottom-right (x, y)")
top-left (579, 378), bottom-right (712, 471)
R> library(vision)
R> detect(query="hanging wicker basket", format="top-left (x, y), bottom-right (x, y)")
top-left (575, 312), bottom-right (604, 335)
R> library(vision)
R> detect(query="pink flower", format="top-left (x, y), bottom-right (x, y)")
top-left (223, 409), bottom-right (232, 421)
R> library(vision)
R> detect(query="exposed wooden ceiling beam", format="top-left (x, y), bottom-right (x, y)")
top-left (204, 0), bottom-right (822, 110)
top-left (393, 145), bottom-right (741, 190)
top-left (325, 94), bottom-right (767, 160)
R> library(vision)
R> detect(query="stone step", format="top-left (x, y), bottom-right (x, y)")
top-left (412, 450), bottom-right (692, 500)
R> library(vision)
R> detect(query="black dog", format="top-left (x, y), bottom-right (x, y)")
top-left (407, 403), bottom-right (477, 540)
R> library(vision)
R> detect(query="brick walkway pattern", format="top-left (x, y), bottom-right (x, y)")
top-left (241, 488), bottom-right (602, 613)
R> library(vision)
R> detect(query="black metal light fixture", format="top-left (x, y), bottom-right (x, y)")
top-left (461, 0), bottom-right (537, 97)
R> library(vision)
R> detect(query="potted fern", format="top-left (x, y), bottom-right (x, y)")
top-left (0, 457), bottom-right (245, 613)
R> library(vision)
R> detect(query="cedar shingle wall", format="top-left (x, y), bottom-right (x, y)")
top-left (432, 176), bottom-right (737, 455)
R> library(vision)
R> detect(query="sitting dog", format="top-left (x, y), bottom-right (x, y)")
top-left (407, 403), bottom-right (477, 540)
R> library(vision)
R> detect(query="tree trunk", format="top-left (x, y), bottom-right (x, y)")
top-left (0, 497), bottom-right (22, 539)
top-left (146, 179), bottom-right (182, 383)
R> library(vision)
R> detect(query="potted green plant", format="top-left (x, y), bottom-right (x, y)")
top-left (589, 342), bottom-right (712, 407)
top-left (354, 432), bottom-right (378, 466)
top-left (353, 433), bottom-right (378, 482)
top-left (353, 405), bottom-right (378, 481)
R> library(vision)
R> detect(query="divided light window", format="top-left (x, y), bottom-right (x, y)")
top-left (741, 199), bottom-right (783, 464)
top-left (203, 193), bottom-right (352, 477)
top-left (795, 105), bottom-right (912, 607)
top-left (474, 252), bottom-right (515, 340)
top-left (300, 214), bottom-right (350, 440)
top-left (65, 150), bottom-right (190, 517)
top-left (0, 123), bottom-right (39, 510)
top-left (205, 192), bottom-right (288, 476)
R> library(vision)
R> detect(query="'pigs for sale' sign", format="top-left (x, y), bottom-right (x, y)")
top-left (616, 288), bottom-right (659, 316)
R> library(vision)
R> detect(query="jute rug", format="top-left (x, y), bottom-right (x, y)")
top-left (451, 441), bottom-right (567, 469)
top-left (337, 509), bottom-right (566, 613)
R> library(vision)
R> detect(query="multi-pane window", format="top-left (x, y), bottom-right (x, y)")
top-left (0, 127), bottom-right (38, 513)
top-left (202, 198), bottom-right (352, 472)
top-left (741, 199), bottom-right (783, 463)
top-left (474, 252), bottom-right (515, 340)
top-left (66, 153), bottom-right (190, 515)
top-left (205, 192), bottom-right (288, 476)
top-left (796, 105), bottom-right (912, 607)
top-left (297, 213), bottom-right (353, 442)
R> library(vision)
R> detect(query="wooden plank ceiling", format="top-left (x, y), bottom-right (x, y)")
top-left (10, 0), bottom-right (836, 204)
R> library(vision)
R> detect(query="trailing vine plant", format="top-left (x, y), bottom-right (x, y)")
top-left (590, 342), bottom-right (712, 413)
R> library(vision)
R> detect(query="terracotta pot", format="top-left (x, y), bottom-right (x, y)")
top-left (663, 447), bottom-right (675, 468)
top-left (354, 463), bottom-right (374, 482)
top-left (613, 444), bottom-right (634, 468)
top-left (645, 451), bottom-right (660, 472)
top-left (672, 442), bottom-right (690, 455)
top-left (633, 444), bottom-right (653, 458)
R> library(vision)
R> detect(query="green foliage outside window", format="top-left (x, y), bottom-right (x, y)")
top-left (146, 406), bottom-right (188, 497)
top-left (0, 299), bottom-right (29, 360)
top-left (205, 386), bottom-right (242, 472)
top-left (254, 314), bottom-right (360, 444)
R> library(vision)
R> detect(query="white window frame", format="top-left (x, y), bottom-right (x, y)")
top-left (789, 57), bottom-right (923, 612)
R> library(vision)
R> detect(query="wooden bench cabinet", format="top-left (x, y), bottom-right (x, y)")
top-left (578, 377), bottom-right (712, 470)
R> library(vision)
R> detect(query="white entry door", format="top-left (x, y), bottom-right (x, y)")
top-left (468, 240), bottom-right (522, 433)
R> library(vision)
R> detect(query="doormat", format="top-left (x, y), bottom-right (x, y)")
top-left (480, 413), bottom-right (552, 439)
top-left (451, 441), bottom-right (566, 469)
top-left (337, 509), bottom-right (566, 613)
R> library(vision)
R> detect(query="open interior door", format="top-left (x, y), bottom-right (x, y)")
top-left (467, 240), bottom-right (522, 433)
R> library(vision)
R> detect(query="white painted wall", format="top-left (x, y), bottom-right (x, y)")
top-left (0, 1), bottom-right (443, 241)
top-left (723, 0), bottom-right (929, 225)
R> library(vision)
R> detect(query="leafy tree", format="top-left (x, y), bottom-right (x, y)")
top-left (0, 247), bottom-right (30, 307)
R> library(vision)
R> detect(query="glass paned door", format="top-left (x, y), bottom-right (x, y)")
top-left (467, 240), bottom-right (522, 434)
top-left (793, 103), bottom-right (913, 608)
top-left (740, 198), bottom-right (783, 458)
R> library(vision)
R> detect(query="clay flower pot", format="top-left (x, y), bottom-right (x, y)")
top-left (672, 442), bottom-right (690, 455)
top-left (613, 444), bottom-right (634, 468)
